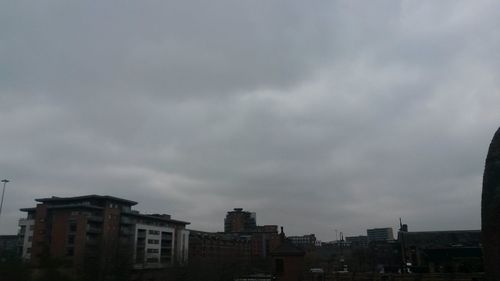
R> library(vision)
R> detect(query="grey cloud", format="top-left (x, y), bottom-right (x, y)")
top-left (1, 0), bottom-right (500, 240)
top-left (1, 1), bottom-right (335, 100)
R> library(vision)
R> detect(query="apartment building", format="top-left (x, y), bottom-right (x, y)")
top-left (224, 208), bottom-right (257, 233)
top-left (18, 195), bottom-right (189, 269)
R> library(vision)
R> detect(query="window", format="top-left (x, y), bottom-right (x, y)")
top-left (147, 248), bottom-right (159, 253)
top-left (148, 230), bottom-right (160, 235)
top-left (28, 236), bottom-right (32, 242)
top-left (69, 223), bottom-right (77, 232)
top-left (68, 235), bottom-right (75, 244)
top-left (66, 247), bottom-right (74, 256)
top-left (148, 239), bottom-right (159, 244)
top-left (146, 257), bottom-right (158, 263)
top-left (26, 247), bottom-right (31, 253)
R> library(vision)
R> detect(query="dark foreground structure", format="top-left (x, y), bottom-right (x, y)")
top-left (482, 126), bottom-right (500, 281)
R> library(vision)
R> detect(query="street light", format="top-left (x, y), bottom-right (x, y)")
top-left (0, 179), bottom-right (10, 218)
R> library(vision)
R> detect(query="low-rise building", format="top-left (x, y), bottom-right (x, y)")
top-left (398, 229), bottom-right (482, 273)
top-left (345, 236), bottom-right (368, 248)
top-left (188, 230), bottom-right (251, 262)
top-left (288, 234), bottom-right (317, 249)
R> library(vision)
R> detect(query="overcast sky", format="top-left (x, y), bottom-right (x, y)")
top-left (1, 1), bottom-right (499, 240)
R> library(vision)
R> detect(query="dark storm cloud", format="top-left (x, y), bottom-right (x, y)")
top-left (1, 0), bottom-right (500, 240)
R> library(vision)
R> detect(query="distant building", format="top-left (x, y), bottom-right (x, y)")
top-left (367, 228), bottom-right (394, 242)
top-left (345, 235), bottom-right (368, 248)
top-left (223, 208), bottom-right (280, 258)
top-left (18, 195), bottom-right (190, 270)
top-left (188, 230), bottom-right (251, 262)
top-left (224, 208), bottom-right (257, 233)
top-left (398, 230), bottom-right (482, 273)
top-left (370, 240), bottom-right (402, 273)
top-left (288, 234), bottom-right (317, 249)
top-left (0, 235), bottom-right (18, 257)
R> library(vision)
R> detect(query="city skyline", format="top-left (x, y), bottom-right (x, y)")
top-left (1, 1), bottom-right (500, 240)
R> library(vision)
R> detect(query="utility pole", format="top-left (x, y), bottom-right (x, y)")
top-left (0, 179), bottom-right (10, 219)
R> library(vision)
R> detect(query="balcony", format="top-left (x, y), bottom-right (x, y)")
top-left (120, 228), bottom-right (134, 236)
top-left (87, 216), bottom-right (103, 222)
top-left (18, 219), bottom-right (32, 226)
top-left (86, 226), bottom-right (102, 234)
top-left (120, 217), bottom-right (134, 225)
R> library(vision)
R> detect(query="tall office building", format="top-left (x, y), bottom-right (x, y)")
top-left (367, 227), bottom-right (394, 242)
top-left (18, 195), bottom-right (190, 269)
top-left (224, 208), bottom-right (257, 233)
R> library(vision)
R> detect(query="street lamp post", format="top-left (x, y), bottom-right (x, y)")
top-left (0, 179), bottom-right (10, 218)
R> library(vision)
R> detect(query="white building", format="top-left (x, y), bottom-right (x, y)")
top-left (18, 217), bottom-right (35, 260)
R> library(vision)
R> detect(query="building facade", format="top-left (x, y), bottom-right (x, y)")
top-left (367, 228), bottom-right (394, 242)
top-left (288, 234), bottom-right (317, 249)
top-left (345, 235), bottom-right (369, 248)
top-left (398, 230), bottom-right (482, 272)
top-left (188, 230), bottom-right (251, 262)
top-left (224, 208), bottom-right (257, 233)
top-left (18, 195), bottom-right (189, 269)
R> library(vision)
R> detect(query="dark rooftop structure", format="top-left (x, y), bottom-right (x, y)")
top-left (399, 230), bottom-right (481, 248)
top-left (35, 194), bottom-right (138, 206)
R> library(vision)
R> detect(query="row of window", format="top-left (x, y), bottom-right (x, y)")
top-left (137, 256), bottom-right (172, 264)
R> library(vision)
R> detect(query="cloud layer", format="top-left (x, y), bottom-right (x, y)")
top-left (1, 0), bottom-right (499, 240)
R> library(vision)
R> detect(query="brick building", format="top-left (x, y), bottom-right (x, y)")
top-left (188, 230), bottom-right (251, 262)
top-left (224, 208), bottom-right (257, 233)
top-left (271, 228), bottom-right (305, 281)
top-left (18, 195), bottom-right (190, 270)
top-left (223, 208), bottom-right (281, 259)
top-left (249, 226), bottom-right (281, 258)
